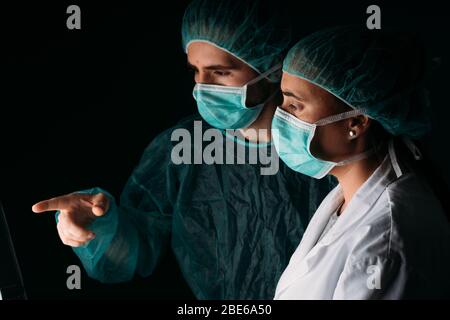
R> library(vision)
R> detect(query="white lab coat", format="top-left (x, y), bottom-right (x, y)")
top-left (275, 149), bottom-right (450, 300)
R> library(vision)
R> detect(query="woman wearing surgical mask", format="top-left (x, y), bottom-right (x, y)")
top-left (273, 26), bottom-right (450, 299)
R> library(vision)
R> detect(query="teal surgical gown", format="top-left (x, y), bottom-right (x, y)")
top-left (61, 115), bottom-right (334, 299)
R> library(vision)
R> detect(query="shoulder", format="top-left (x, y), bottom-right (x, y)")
top-left (385, 173), bottom-right (443, 217)
top-left (130, 114), bottom-right (205, 172)
top-left (385, 173), bottom-right (449, 242)
top-left (348, 172), bottom-right (448, 266)
top-left (386, 172), bottom-right (450, 252)
top-left (142, 114), bottom-right (206, 154)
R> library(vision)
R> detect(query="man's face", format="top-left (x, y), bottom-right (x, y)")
top-left (187, 41), bottom-right (275, 107)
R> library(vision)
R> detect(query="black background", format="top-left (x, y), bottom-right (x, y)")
top-left (1, 0), bottom-right (449, 299)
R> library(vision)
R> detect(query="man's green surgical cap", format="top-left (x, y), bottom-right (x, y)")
top-left (182, 0), bottom-right (291, 82)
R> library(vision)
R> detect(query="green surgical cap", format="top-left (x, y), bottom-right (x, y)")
top-left (283, 25), bottom-right (432, 138)
top-left (182, 0), bottom-right (291, 82)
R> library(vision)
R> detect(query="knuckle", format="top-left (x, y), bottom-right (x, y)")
top-left (98, 193), bottom-right (107, 202)
top-left (58, 211), bottom-right (68, 221)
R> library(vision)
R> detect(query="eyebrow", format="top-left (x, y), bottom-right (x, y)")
top-left (187, 61), bottom-right (237, 71)
top-left (281, 90), bottom-right (305, 101)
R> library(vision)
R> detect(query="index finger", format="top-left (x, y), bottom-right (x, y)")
top-left (32, 196), bottom-right (72, 213)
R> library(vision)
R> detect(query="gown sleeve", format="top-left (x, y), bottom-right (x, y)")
top-left (56, 129), bottom-right (178, 283)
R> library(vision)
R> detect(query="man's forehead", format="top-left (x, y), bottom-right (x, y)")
top-left (187, 41), bottom-right (243, 68)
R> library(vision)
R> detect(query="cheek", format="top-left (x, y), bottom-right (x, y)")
top-left (310, 123), bottom-right (350, 161)
top-left (229, 73), bottom-right (254, 87)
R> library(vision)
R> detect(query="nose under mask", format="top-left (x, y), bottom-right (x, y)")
top-left (193, 64), bottom-right (281, 129)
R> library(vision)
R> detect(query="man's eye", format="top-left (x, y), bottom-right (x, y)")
top-left (214, 70), bottom-right (231, 76)
top-left (289, 103), bottom-right (303, 112)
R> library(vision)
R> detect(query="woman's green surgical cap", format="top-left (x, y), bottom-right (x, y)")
top-left (182, 0), bottom-right (291, 82)
top-left (283, 25), bottom-right (432, 138)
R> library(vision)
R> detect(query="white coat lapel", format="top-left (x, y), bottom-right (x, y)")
top-left (275, 186), bottom-right (344, 294)
top-left (276, 156), bottom-right (398, 297)
top-left (318, 155), bottom-right (397, 245)
top-left (293, 186), bottom-right (344, 261)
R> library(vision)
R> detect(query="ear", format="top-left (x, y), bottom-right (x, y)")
top-left (347, 115), bottom-right (371, 140)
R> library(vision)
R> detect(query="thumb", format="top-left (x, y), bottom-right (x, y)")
top-left (90, 193), bottom-right (110, 217)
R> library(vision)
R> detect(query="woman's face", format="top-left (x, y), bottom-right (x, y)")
top-left (187, 41), bottom-right (274, 107)
top-left (280, 72), bottom-right (369, 163)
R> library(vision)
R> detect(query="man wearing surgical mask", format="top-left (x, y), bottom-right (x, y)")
top-left (32, 0), bottom-right (334, 299)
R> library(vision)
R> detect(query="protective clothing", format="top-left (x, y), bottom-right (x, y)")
top-left (272, 107), bottom-right (375, 178)
top-left (193, 65), bottom-right (280, 129)
top-left (275, 141), bottom-right (450, 299)
top-left (182, 0), bottom-right (291, 82)
top-left (58, 116), bottom-right (335, 299)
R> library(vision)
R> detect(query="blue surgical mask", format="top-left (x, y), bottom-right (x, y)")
top-left (193, 64), bottom-right (281, 129)
top-left (272, 107), bottom-right (374, 179)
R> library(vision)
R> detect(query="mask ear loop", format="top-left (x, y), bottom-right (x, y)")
top-left (335, 140), bottom-right (387, 167)
top-left (402, 137), bottom-right (422, 160)
top-left (314, 109), bottom-right (365, 126)
top-left (243, 64), bottom-right (282, 109)
top-left (245, 64), bottom-right (282, 87)
top-left (336, 148), bottom-right (377, 167)
top-left (314, 108), bottom-right (378, 167)
top-left (388, 139), bottom-right (402, 178)
top-left (313, 107), bottom-right (423, 178)
top-left (389, 136), bottom-right (423, 178)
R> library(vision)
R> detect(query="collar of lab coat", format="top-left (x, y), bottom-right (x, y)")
top-left (277, 154), bottom-right (398, 294)
top-left (320, 154), bottom-right (397, 245)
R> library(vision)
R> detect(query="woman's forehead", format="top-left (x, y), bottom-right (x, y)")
top-left (281, 73), bottom-right (322, 99)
